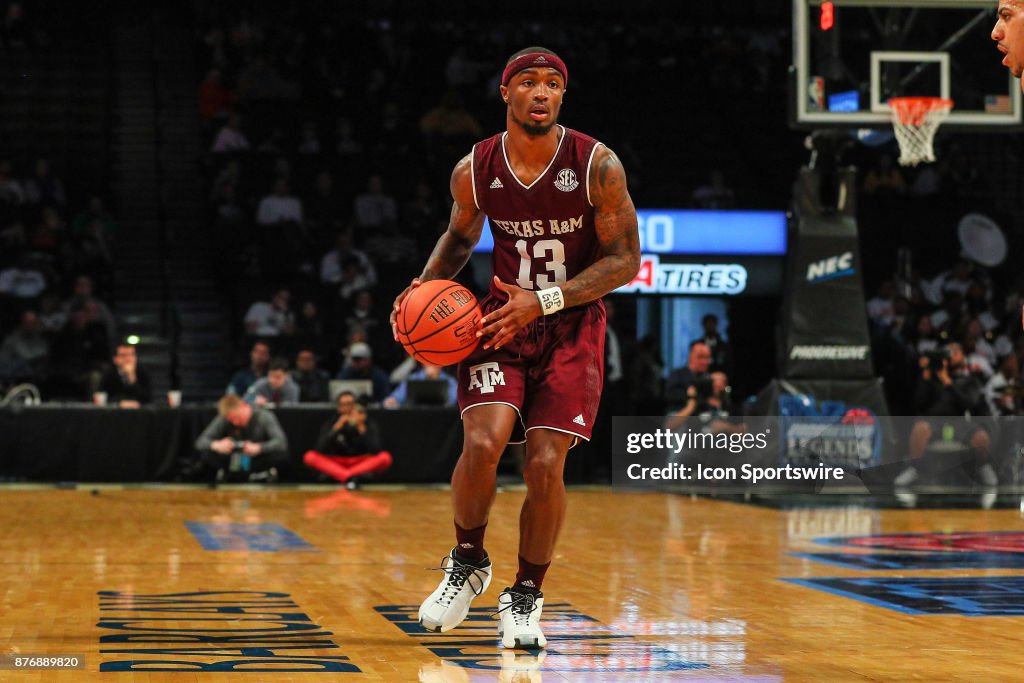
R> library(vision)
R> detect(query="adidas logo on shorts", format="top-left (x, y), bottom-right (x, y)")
top-left (490, 177), bottom-right (503, 189)
top-left (573, 414), bottom-right (586, 426)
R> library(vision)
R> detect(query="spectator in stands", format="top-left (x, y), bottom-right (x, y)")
top-left (691, 170), bottom-right (735, 209)
top-left (665, 342), bottom-right (713, 411)
top-left (335, 341), bottom-right (390, 403)
top-left (0, 309), bottom-right (49, 381)
top-left (292, 348), bottom-right (329, 402)
top-left (28, 206), bottom-right (67, 257)
top-left (0, 160), bottom-right (25, 206)
top-left (303, 392), bottom-right (392, 487)
top-left (244, 288), bottom-right (295, 337)
top-left (243, 356), bottom-right (300, 406)
top-left (198, 68), bottom-right (234, 122)
top-left (61, 275), bottom-right (116, 349)
top-left (985, 354), bottom-right (1021, 416)
top-left (256, 178), bottom-right (303, 227)
top-left (37, 291), bottom-right (65, 333)
top-left (0, 254), bottom-right (47, 299)
top-left (335, 117), bottom-right (363, 158)
top-left (352, 174), bottom-right (397, 231)
top-left (344, 290), bottom-right (386, 348)
top-left (49, 302), bottom-right (109, 399)
top-left (867, 281), bottom-right (897, 329)
top-left (297, 120), bottom-right (322, 155)
top-left (304, 171), bottom-right (344, 249)
top-left (98, 343), bottom-right (153, 408)
top-left (60, 219), bottom-right (114, 282)
top-left (23, 158), bottom-right (66, 206)
top-left (383, 363), bottom-right (457, 408)
top-left (690, 314), bottom-right (730, 373)
top-left (406, 180), bottom-right (448, 257)
top-left (896, 343), bottom-right (996, 487)
top-left (211, 113), bottom-right (250, 153)
top-left (320, 233), bottom-right (377, 286)
top-left (72, 195), bottom-right (117, 241)
top-left (1, 2), bottom-right (31, 49)
top-left (665, 371), bottom-right (740, 433)
top-left (195, 395), bottom-right (289, 484)
top-left (294, 300), bottom-right (324, 338)
top-left (227, 340), bottom-right (271, 395)
top-left (419, 90), bottom-right (484, 140)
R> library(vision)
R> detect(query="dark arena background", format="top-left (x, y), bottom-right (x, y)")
top-left (2, 0), bottom-right (1024, 679)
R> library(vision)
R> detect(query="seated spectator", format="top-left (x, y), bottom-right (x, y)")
top-left (335, 117), bottom-right (363, 158)
top-left (344, 290), bottom-right (387, 349)
top-left (0, 254), bottom-right (48, 299)
top-left (198, 68), bottom-right (234, 122)
top-left (71, 195), bottom-right (117, 241)
top-left (211, 113), bottom-right (250, 153)
top-left (895, 343), bottom-right (996, 487)
top-left (243, 357), bottom-right (300, 406)
top-left (0, 309), bottom-right (49, 380)
top-left (60, 219), bottom-right (114, 281)
top-left (61, 275), bottom-right (117, 349)
top-left (227, 340), bottom-right (271, 396)
top-left (256, 178), bottom-right (303, 227)
top-left (294, 300), bottom-right (324, 341)
top-left (194, 395), bottom-right (289, 484)
top-left (98, 343), bottom-right (153, 408)
top-left (335, 341), bottom-right (390, 403)
top-left (690, 314), bottom-right (730, 373)
top-left (244, 288), bottom-right (295, 337)
top-left (37, 291), bottom-right (66, 333)
top-left (319, 235), bottom-right (376, 290)
top-left (292, 348), bottom-right (330, 403)
top-left (985, 354), bottom-right (1021, 416)
top-left (49, 303), bottom-right (109, 399)
top-left (303, 392), bottom-right (392, 486)
top-left (419, 90), bottom-right (483, 140)
top-left (665, 342), bottom-right (713, 411)
top-left (23, 158), bottom-right (66, 206)
top-left (28, 206), bottom-right (67, 257)
top-left (0, 160), bottom-right (25, 206)
top-left (304, 172), bottom-right (345, 249)
top-left (337, 256), bottom-right (375, 302)
top-left (383, 363), bottom-right (458, 408)
top-left (297, 120), bottom-right (322, 155)
top-left (352, 174), bottom-right (397, 231)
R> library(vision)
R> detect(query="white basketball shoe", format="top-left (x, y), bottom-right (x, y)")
top-left (497, 587), bottom-right (546, 649)
top-left (418, 549), bottom-right (492, 632)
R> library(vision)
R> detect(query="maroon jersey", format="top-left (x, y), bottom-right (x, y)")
top-left (472, 125), bottom-right (604, 298)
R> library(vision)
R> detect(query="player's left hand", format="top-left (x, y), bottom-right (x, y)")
top-left (477, 277), bottom-right (542, 350)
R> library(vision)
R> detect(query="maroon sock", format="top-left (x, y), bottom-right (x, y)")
top-left (454, 521), bottom-right (487, 562)
top-left (515, 555), bottom-right (550, 592)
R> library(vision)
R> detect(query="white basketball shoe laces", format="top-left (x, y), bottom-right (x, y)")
top-left (496, 586), bottom-right (547, 649)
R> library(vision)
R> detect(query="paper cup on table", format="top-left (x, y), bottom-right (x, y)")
top-left (167, 390), bottom-right (182, 407)
top-left (93, 392), bottom-right (108, 406)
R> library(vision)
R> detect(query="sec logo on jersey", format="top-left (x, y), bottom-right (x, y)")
top-left (554, 168), bottom-right (579, 192)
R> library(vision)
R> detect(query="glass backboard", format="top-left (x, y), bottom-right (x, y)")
top-left (793, 0), bottom-right (1022, 129)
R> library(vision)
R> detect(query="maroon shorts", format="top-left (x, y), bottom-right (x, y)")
top-left (457, 295), bottom-right (606, 444)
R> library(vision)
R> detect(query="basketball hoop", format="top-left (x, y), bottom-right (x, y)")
top-left (888, 97), bottom-right (953, 167)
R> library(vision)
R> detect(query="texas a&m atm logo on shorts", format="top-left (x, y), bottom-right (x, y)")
top-left (467, 362), bottom-right (506, 395)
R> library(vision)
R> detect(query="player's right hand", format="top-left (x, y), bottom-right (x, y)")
top-left (390, 278), bottom-right (422, 341)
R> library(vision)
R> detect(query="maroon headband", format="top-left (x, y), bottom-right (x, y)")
top-left (501, 52), bottom-right (568, 88)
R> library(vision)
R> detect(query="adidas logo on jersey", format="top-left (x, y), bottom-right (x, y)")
top-left (489, 177), bottom-right (503, 189)
top-left (573, 414), bottom-right (586, 426)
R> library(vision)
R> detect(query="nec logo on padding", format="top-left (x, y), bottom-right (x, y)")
top-left (806, 252), bottom-right (854, 283)
top-left (467, 362), bottom-right (505, 394)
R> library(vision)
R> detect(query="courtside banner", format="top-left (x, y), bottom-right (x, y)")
top-left (611, 415), bottom-right (1022, 494)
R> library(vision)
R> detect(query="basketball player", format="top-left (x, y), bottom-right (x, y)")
top-left (993, 1), bottom-right (1024, 86)
top-left (391, 47), bottom-right (640, 649)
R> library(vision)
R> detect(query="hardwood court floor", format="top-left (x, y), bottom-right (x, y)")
top-left (0, 486), bottom-right (1022, 680)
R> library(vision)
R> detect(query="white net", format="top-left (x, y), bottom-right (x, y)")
top-left (889, 97), bottom-right (953, 167)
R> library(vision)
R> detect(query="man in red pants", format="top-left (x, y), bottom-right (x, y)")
top-left (303, 391), bottom-right (392, 488)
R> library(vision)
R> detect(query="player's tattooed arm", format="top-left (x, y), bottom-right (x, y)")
top-left (391, 154), bottom-right (484, 340)
top-left (563, 145), bottom-right (640, 308)
top-left (420, 154), bottom-right (485, 282)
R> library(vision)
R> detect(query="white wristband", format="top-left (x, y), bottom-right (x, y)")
top-left (536, 286), bottom-right (565, 315)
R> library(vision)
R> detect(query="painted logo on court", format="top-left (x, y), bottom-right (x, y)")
top-left (818, 531), bottom-right (1024, 554)
top-left (554, 168), bottom-right (579, 192)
